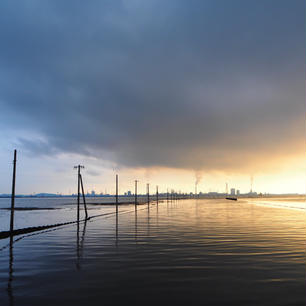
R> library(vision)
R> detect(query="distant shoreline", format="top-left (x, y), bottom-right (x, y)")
top-left (0, 194), bottom-right (304, 199)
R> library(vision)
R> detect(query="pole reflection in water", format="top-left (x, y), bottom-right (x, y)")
top-left (147, 203), bottom-right (150, 236)
top-left (135, 208), bottom-right (138, 242)
top-left (156, 201), bottom-right (159, 226)
top-left (7, 237), bottom-right (14, 306)
top-left (76, 220), bottom-right (87, 271)
top-left (115, 211), bottom-right (118, 246)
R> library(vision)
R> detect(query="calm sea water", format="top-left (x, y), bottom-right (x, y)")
top-left (0, 197), bottom-right (305, 305)
top-left (0, 196), bottom-right (146, 231)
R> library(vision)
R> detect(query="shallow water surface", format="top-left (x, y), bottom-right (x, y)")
top-left (0, 197), bottom-right (141, 231)
top-left (0, 199), bottom-right (305, 306)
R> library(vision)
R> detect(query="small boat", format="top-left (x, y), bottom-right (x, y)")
top-left (226, 197), bottom-right (237, 201)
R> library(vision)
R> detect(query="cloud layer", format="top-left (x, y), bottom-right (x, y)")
top-left (0, 0), bottom-right (305, 173)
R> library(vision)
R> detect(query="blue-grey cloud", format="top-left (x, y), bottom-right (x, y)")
top-left (0, 0), bottom-right (305, 172)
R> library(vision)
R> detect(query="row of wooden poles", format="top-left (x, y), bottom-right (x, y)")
top-left (76, 168), bottom-right (182, 221)
top-left (8, 150), bottom-right (184, 237)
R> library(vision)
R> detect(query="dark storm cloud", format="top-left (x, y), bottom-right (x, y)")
top-left (0, 0), bottom-right (305, 171)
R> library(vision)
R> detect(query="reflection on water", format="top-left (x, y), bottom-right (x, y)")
top-left (76, 221), bottom-right (87, 271)
top-left (0, 197), bottom-right (146, 231)
top-left (147, 203), bottom-right (150, 237)
top-left (0, 198), bottom-right (305, 306)
top-left (135, 208), bottom-right (137, 242)
top-left (247, 196), bottom-right (306, 211)
top-left (115, 212), bottom-right (118, 245)
top-left (7, 238), bottom-right (14, 306)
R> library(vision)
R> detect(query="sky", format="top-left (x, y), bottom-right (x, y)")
top-left (0, 0), bottom-right (305, 195)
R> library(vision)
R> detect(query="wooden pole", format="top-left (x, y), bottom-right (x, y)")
top-left (74, 165), bottom-right (84, 221)
top-left (156, 185), bottom-right (159, 205)
top-left (116, 174), bottom-right (118, 214)
top-left (77, 165), bottom-right (80, 221)
top-left (80, 174), bottom-right (88, 219)
top-left (147, 183), bottom-right (150, 206)
top-left (10, 150), bottom-right (17, 236)
top-left (134, 180), bottom-right (138, 209)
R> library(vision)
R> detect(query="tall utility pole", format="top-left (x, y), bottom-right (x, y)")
top-left (134, 180), bottom-right (138, 208)
top-left (116, 174), bottom-right (118, 214)
top-left (10, 150), bottom-right (17, 236)
top-left (147, 183), bottom-right (150, 206)
top-left (156, 185), bottom-right (159, 205)
top-left (74, 165), bottom-right (84, 221)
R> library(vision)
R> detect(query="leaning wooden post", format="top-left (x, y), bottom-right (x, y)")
top-left (80, 174), bottom-right (88, 219)
top-left (10, 150), bottom-right (17, 236)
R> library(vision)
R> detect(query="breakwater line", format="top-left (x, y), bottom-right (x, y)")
top-left (0, 217), bottom-right (90, 240)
